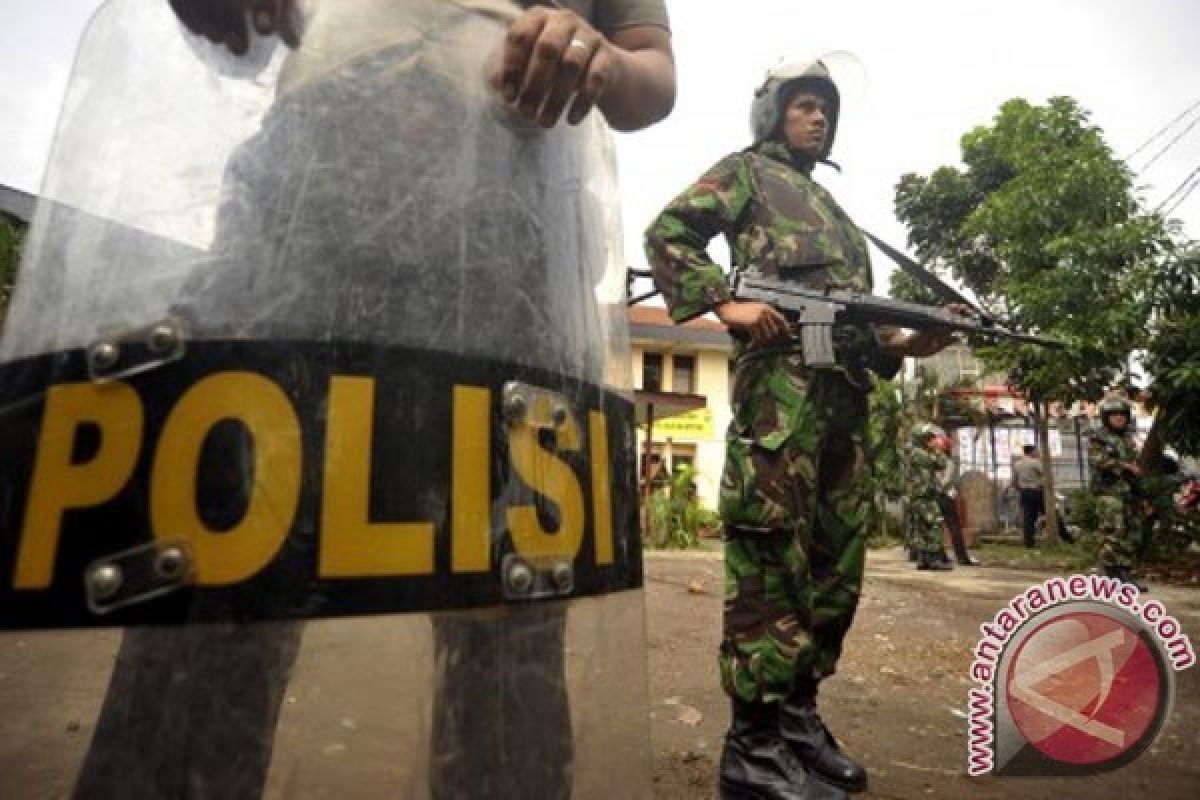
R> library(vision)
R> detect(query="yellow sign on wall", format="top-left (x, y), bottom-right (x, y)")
top-left (642, 407), bottom-right (714, 440)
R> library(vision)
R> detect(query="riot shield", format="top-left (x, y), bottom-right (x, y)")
top-left (0, 1), bottom-right (648, 797)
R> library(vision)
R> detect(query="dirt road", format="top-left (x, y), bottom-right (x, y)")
top-left (1, 547), bottom-right (1196, 798)
top-left (646, 547), bottom-right (1200, 799)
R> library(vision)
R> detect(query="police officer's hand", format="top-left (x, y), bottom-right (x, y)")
top-left (490, 5), bottom-right (620, 128)
top-left (168, 0), bottom-right (302, 55)
top-left (715, 301), bottom-right (791, 347)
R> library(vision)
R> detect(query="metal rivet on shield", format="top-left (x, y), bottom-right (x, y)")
top-left (147, 323), bottom-right (178, 354)
top-left (552, 562), bottom-right (574, 592)
top-left (88, 342), bottom-right (120, 373)
top-left (155, 546), bottom-right (188, 580)
top-left (551, 403), bottom-right (569, 427)
top-left (88, 563), bottom-right (123, 600)
top-left (505, 392), bottom-right (528, 423)
top-left (506, 561), bottom-right (534, 595)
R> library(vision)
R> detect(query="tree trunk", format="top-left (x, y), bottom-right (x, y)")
top-left (1034, 400), bottom-right (1061, 542)
top-left (1139, 408), bottom-right (1167, 474)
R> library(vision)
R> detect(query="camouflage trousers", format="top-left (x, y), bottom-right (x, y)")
top-left (906, 493), bottom-right (944, 557)
top-left (1097, 494), bottom-right (1145, 569)
top-left (719, 359), bottom-right (870, 704)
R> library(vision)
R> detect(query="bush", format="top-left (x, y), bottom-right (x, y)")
top-left (1068, 489), bottom-right (1099, 532)
top-left (642, 464), bottom-right (707, 550)
top-left (1067, 485), bottom-right (1200, 564)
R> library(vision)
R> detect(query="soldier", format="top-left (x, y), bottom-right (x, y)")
top-left (934, 432), bottom-right (980, 566)
top-left (907, 424), bottom-right (954, 571)
top-left (1089, 396), bottom-right (1149, 590)
top-left (645, 58), bottom-right (962, 800)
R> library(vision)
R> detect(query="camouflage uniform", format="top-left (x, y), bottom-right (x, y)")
top-left (906, 447), bottom-right (946, 561)
top-left (645, 140), bottom-right (898, 704)
top-left (1089, 426), bottom-right (1145, 570)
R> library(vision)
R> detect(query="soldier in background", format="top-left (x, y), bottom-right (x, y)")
top-left (907, 423), bottom-right (953, 571)
top-left (933, 431), bottom-right (979, 566)
top-left (646, 56), bottom-right (962, 800)
top-left (1089, 396), bottom-right (1149, 590)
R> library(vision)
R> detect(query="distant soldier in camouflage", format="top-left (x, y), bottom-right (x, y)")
top-left (1089, 396), bottom-right (1149, 589)
top-left (906, 424), bottom-right (953, 571)
top-left (645, 57), bottom-right (962, 800)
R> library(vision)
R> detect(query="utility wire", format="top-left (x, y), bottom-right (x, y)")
top-left (1134, 113), bottom-right (1200, 173)
top-left (1163, 184), bottom-right (1199, 218)
top-left (1161, 173), bottom-right (1200, 218)
top-left (1155, 165), bottom-right (1200, 213)
top-left (1125, 96), bottom-right (1200, 161)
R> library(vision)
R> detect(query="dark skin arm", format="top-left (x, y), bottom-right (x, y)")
top-left (490, 5), bottom-right (675, 130)
top-left (167, 1), bottom-right (676, 131)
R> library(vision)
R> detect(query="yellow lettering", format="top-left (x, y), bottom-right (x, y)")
top-left (151, 372), bottom-right (301, 585)
top-left (15, 382), bottom-right (143, 589)
top-left (589, 411), bottom-right (614, 565)
top-left (507, 399), bottom-right (584, 561)
top-left (321, 376), bottom-right (434, 577)
top-left (452, 386), bottom-right (491, 572)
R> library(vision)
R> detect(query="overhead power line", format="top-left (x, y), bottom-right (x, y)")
top-left (1135, 113), bottom-right (1200, 173)
top-left (1125, 96), bottom-right (1200, 161)
top-left (1155, 165), bottom-right (1200, 213)
top-left (1161, 172), bottom-right (1200, 218)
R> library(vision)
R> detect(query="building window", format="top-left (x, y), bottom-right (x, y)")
top-left (643, 352), bottom-right (663, 392)
top-left (672, 354), bottom-right (696, 394)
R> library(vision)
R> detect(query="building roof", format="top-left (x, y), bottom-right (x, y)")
top-left (0, 185), bottom-right (35, 224)
top-left (627, 304), bottom-right (732, 350)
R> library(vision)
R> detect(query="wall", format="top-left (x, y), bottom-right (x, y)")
top-left (632, 345), bottom-right (731, 511)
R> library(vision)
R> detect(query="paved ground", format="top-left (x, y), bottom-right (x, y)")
top-left (646, 547), bottom-right (1200, 799)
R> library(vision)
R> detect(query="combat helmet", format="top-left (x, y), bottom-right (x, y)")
top-left (750, 57), bottom-right (841, 159)
top-left (911, 422), bottom-right (946, 448)
top-left (1098, 395), bottom-right (1132, 431)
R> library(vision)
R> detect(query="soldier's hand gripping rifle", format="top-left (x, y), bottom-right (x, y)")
top-left (732, 272), bottom-right (1064, 368)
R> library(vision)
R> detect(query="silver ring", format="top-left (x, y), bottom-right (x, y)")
top-left (568, 38), bottom-right (589, 52)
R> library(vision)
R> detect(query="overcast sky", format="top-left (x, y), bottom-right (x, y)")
top-left (4, 0), bottom-right (1200, 291)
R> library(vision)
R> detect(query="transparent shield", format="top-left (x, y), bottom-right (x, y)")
top-left (0, 0), bottom-right (647, 797)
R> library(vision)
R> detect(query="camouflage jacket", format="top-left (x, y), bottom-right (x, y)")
top-left (907, 446), bottom-right (946, 499)
top-left (1088, 426), bottom-right (1140, 496)
top-left (643, 141), bottom-right (896, 378)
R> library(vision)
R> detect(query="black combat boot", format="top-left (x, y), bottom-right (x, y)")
top-left (916, 552), bottom-right (952, 571)
top-left (778, 696), bottom-right (867, 794)
top-left (719, 699), bottom-right (847, 800)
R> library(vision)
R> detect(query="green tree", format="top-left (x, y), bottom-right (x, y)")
top-left (0, 217), bottom-right (24, 325)
top-left (1138, 244), bottom-right (1200, 469)
top-left (893, 96), bottom-right (1171, 540)
top-left (865, 376), bottom-right (908, 542)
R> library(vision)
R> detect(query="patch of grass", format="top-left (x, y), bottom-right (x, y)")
top-left (975, 539), bottom-right (1096, 573)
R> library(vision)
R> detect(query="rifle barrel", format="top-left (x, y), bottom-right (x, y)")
top-left (735, 275), bottom-right (1063, 349)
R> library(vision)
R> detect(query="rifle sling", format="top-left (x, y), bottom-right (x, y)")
top-left (860, 229), bottom-right (985, 318)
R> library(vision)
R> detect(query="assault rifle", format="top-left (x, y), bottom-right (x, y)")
top-left (732, 272), bottom-right (1063, 369)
